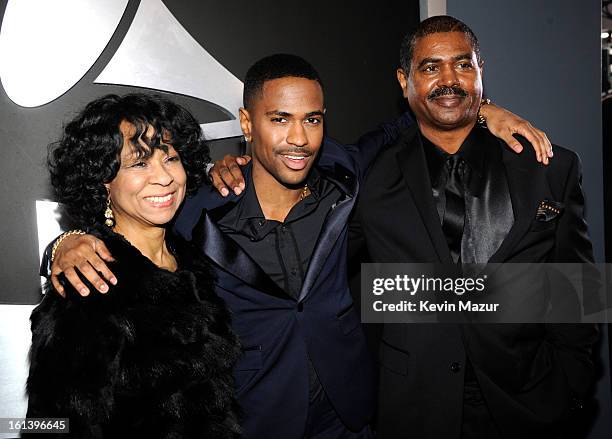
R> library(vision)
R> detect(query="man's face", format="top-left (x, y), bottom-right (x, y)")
top-left (240, 76), bottom-right (324, 188)
top-left (399, 31), bottom-right (483, 132)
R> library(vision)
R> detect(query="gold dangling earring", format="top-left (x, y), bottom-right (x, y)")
top-left (104, 197), bottom-right (115, 227)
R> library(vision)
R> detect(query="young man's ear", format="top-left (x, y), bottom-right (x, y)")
top-left (396, 68), bottom-right (409, 99)
top-left (239, 107), bottom-right (252, 143)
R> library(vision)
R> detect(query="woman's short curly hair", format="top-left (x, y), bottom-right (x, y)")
top-left (48, 93), bottom-right (210, 228)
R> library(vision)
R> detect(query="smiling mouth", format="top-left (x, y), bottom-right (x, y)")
top-left (143, 193), bottom-right (175, 207)
top-left (432, 95), bottom-right (466, 107)
top-left (279, 153), bottom-right (311, 170)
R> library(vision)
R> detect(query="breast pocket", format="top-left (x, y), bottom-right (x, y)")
top-left (234, 346), bottom-right (263, 394)
top-left (530, 202), bottom-right (564, 233)
top-left (529, 218), bottom-right (559, 233)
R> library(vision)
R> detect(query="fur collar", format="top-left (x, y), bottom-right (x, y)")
top-left (60, 228), bottom-right (216, 306)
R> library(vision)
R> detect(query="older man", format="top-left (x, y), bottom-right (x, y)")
top-left (351, 15), bottom-right (598, 439)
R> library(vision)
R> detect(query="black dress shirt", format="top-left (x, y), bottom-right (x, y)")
top-left (217, 169), bottom-right (341, 298)
top-left (421, 129), bottom-right (485, 380)
top-left (216, 168), bottom-right (342, 402)
top-left (421, 128), bottom-right (486, 219)
top-left (421, 128), bottom-right (504, 437)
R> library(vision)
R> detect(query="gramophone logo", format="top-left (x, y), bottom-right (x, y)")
top-left (0, 0), bottom-right (244, 140)
top-left (0, 0), bottom-right (244, 268)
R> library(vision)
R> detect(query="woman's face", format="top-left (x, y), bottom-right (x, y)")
top-left (105, 121), bottom-right (187, 231)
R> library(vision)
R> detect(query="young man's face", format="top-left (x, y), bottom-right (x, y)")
top-left (240, 76), bottom-right (325, 188)
top-left (398, 31), bottom-right (483, 132)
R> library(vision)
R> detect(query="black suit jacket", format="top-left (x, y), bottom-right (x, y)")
top-left (173, 137), bottom-right (387, 439)
top-left (350, 125), bottom-right (599, 439)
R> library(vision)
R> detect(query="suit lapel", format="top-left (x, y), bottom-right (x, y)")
top-left (396, 128), bottom-right (453, 264)
top-left (298, 165), bottom-right (357, 301)
top-left (489, 151), bottom-right (544, 263)
top-left (192, 211), bottom-right (290, 299)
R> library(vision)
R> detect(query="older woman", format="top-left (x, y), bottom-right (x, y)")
top-left (25, 94), bottom-right (240, 438)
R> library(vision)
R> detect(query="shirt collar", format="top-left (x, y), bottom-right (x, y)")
top-left (420, 126), bottom-right (487, 195)
top-left (218, 166), bottom-right (338, 241)
top-left (238, 167), bottom-right (325, 220)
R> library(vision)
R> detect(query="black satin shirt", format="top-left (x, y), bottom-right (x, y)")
top-left (420, 127), bottom-right (514, 398)
top-left (421, 127), bottom-right (486, 222)
top-left (216, 168), bottom-right (341, 298)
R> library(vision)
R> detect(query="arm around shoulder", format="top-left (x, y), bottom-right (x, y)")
top-left (321, 112), bottom-right (414, 181)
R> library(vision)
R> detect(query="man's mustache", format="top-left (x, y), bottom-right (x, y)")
top-left (427, 86), bottom-right (468, 100)
top-left (276, 148), bottom-right (314, 156)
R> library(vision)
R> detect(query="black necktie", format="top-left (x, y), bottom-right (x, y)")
top-left (442, 155), bottom-right (467, 263)
top-left (442, 155), bottom-right (480, 385)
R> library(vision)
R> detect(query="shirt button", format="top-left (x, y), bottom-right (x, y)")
top-left (291, 268), bottom-right (297, 275)
top-left (297, 302), bottom-right (304, 312)
top-left (258, 220), bottom-right (265, 227)
top-left (281, 225), bottom-right (287, 232)
top-left (450, 361), bottom-right (463, 373)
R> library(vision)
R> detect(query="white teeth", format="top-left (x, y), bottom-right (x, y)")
top-left (284, 155), bottom-right (305, 160)
top-left (145, 194), bottom-right (172, 203)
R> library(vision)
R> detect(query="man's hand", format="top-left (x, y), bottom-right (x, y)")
top-left (209, 154), bottom-right (252, 196)
top-left (51, 234), bottom-right (116, 297)
top-left (481, 103), bottom-right (553, 164)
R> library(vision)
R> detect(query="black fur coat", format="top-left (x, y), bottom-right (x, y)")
top-left (26, 229), bottom-right (241, 438)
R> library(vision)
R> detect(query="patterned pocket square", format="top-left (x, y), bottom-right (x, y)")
top-left (536, 200), bottom-right (564, 222)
